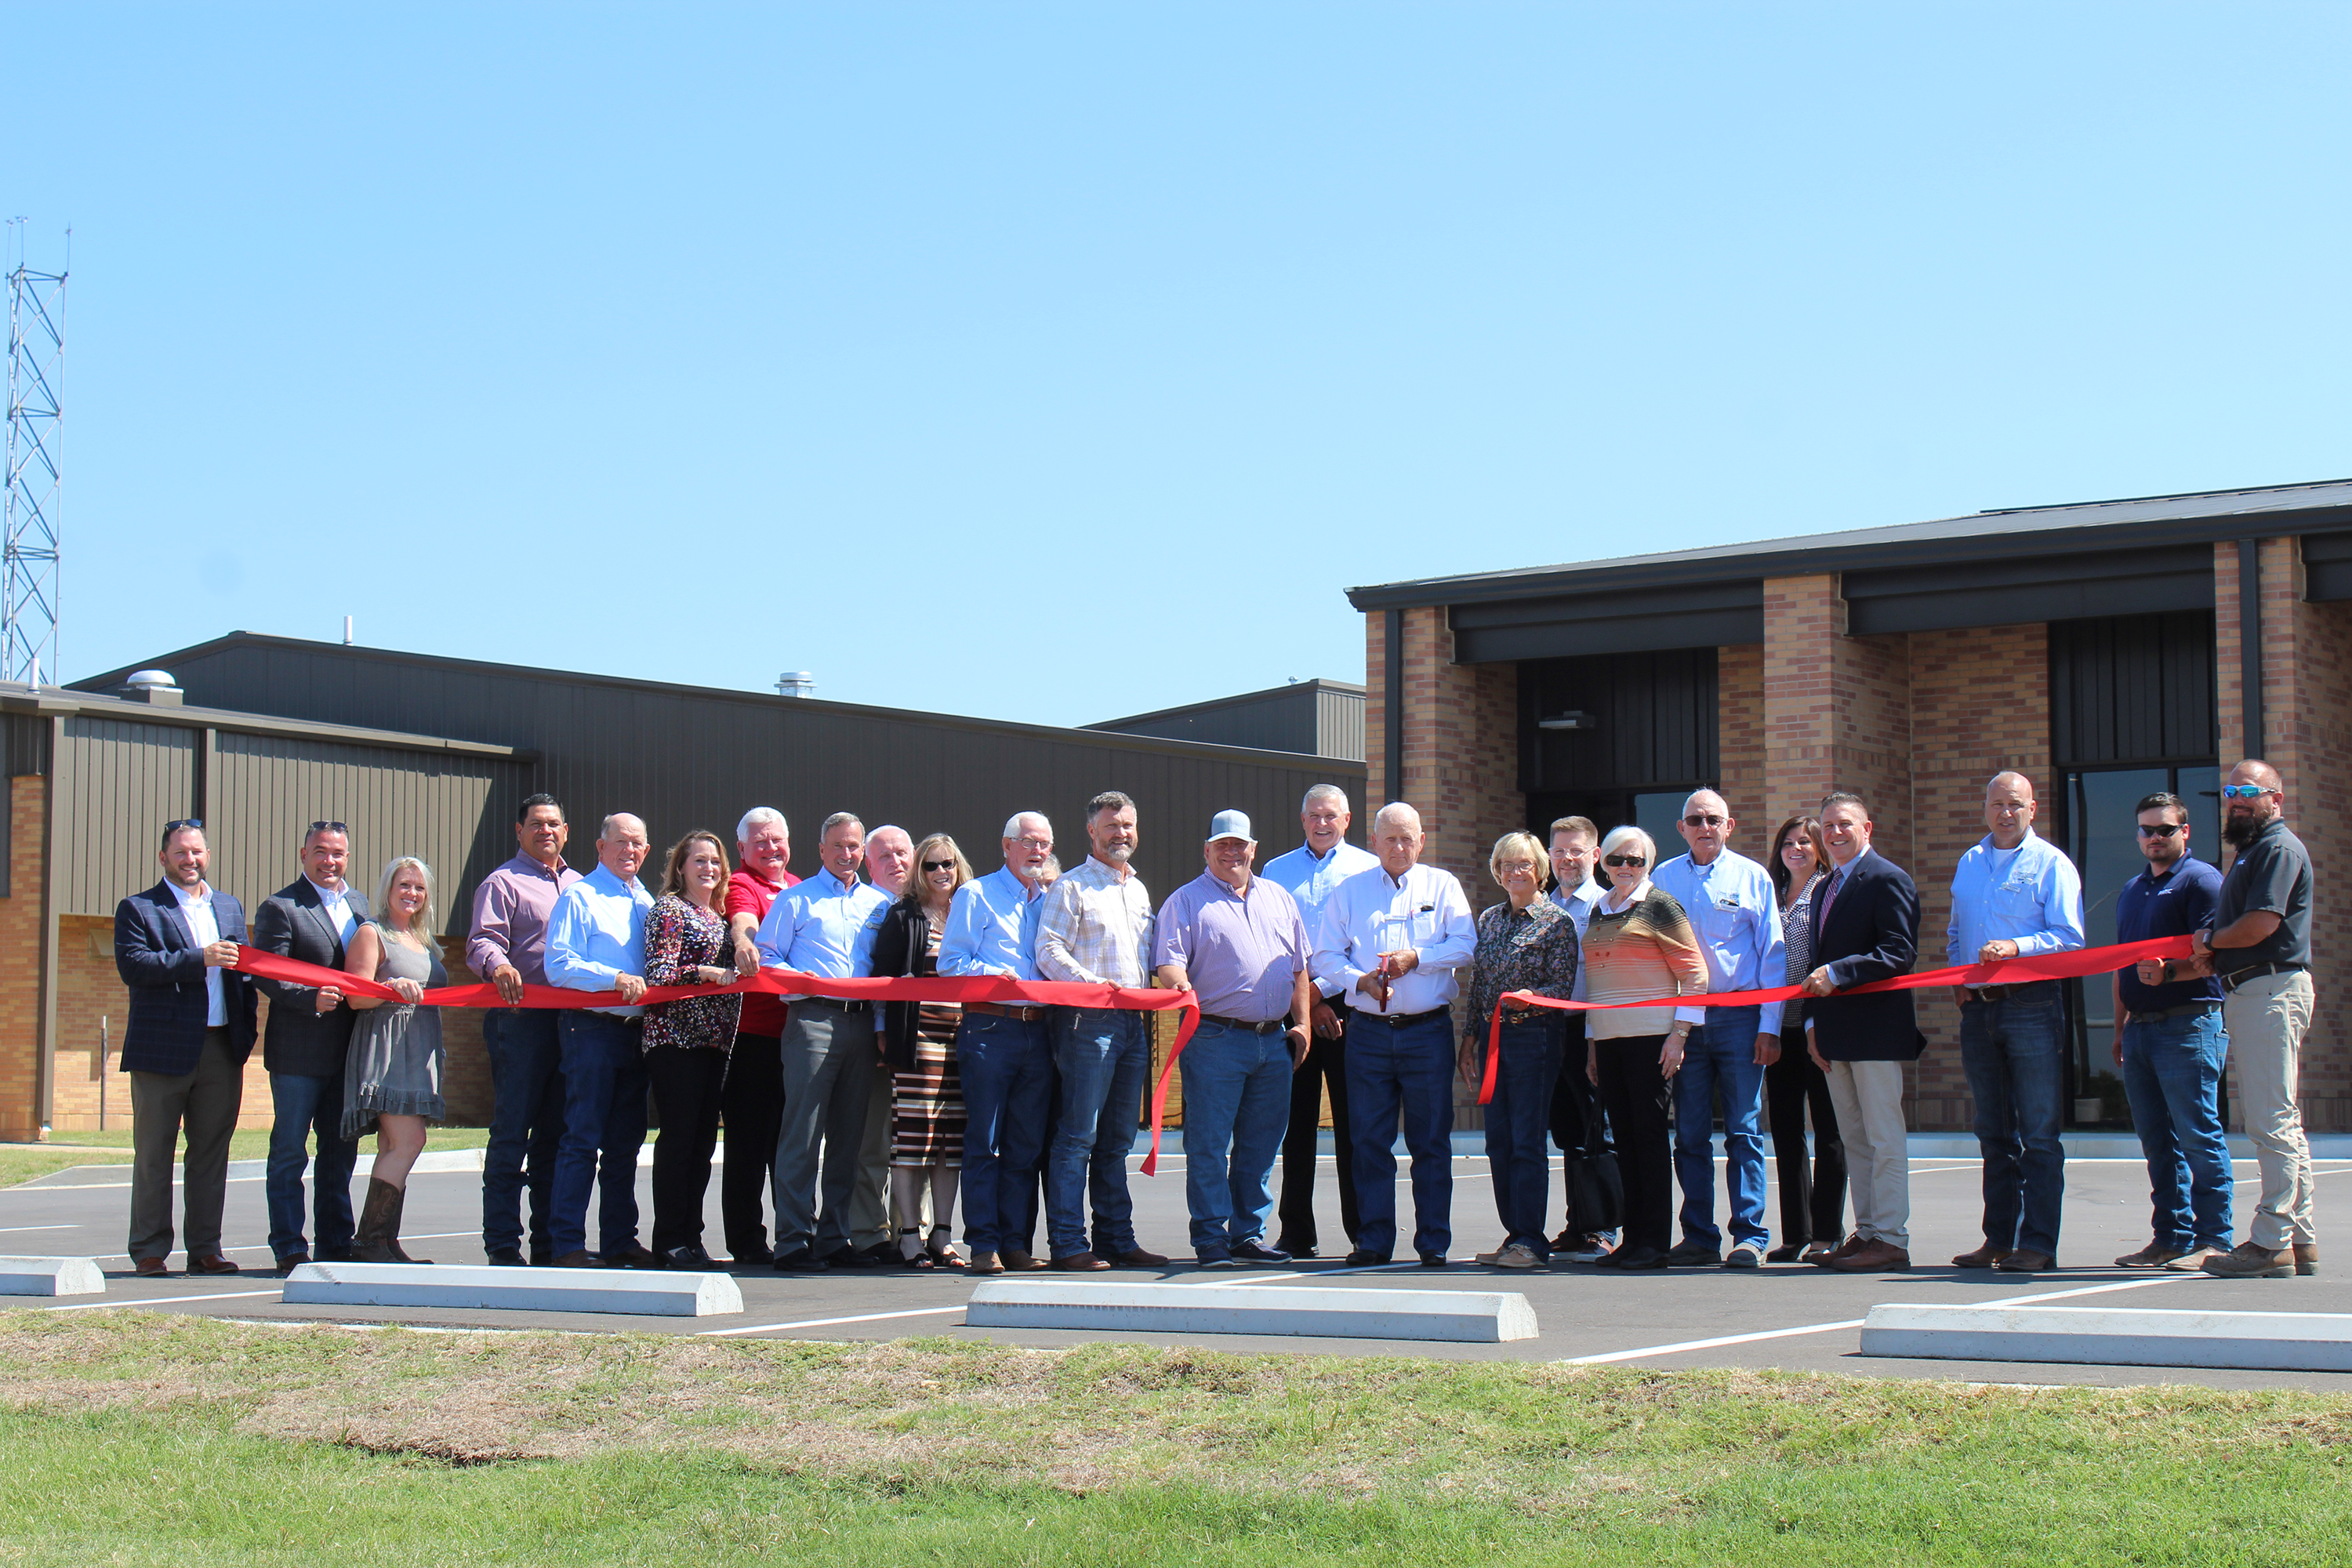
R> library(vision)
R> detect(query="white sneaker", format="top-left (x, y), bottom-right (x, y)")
top-left (1559, 1239), bottom-right (1614, 1264)
top-left (1725, 1243), bottom-right (1763, 1269)
top-left (1492, 1243), bottom-right (1541, 1269)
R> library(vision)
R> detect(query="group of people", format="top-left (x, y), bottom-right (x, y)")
top-left (111, 759), bottom-right (2318, 1284)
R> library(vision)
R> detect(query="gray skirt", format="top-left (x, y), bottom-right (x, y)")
top-left (341, 1002), bottom-right (446, 1140)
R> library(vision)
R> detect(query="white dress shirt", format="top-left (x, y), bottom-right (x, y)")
top-left (307, 875), bottom-right (359, 947)
top-left (1310, 860), bottom-right (1477, 1017)
top-left (1262, 839), bottom-right (1382, 998)
top-left (169, 879), bottom-right (227, 1027)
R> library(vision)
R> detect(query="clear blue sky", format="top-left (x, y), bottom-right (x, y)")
top-left (13, 5), bottom-right (2350, 728)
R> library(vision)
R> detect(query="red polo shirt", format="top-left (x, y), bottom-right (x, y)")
top-left (727, 865), bottom-right (800, 1036)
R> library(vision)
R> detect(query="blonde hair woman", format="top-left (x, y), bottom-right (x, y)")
top-left (341, 855), bottom-right (446, 1264)
top-left (1578, 824), bottom-right (1708, 1272)
top-left (1460, 830), bottom-right (1580, 1270)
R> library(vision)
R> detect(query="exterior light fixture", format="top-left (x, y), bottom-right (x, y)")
top-left (1538, 711), bottom-right (1596, 731)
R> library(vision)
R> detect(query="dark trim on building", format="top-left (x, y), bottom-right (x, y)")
top-left (1385, 608), bottom-right (1403, 805)
top-left (37, 713), bottom-right (64, 1128)
top-left (1449, 580), bottom-right (1764, 663)
top-left (1347, 485), bottom-right (2352, 613)
top-left (2302, 531), bottom-right (2352, 602)
top-left (0, 686), bottom-right (532, 763)
top-left (2240, 537), bottom-right (2264, 754)
top-left (1842, 545), bottom-right (2216, 637)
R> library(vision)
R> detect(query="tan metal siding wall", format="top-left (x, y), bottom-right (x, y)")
top-left (205, 733), bottom-right (516, 935)
top-left (53, 717), bottom-right (198, 915)
top-left (1317, 686), bottom-right (1366, 763)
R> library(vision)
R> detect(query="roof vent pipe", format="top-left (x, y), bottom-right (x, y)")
top-left (120, 670), bottom-right (184, 707)
top-left (776, 671), bottom-right (815, 699)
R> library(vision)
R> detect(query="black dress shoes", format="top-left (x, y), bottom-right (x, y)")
top-left (485, 1248), bottom-right (527, 1268)
top-left (314, 1244), bottom-right (358, 1264)
top-left (1764, 1243), bottom-right (1809, 1263)
top-left (603, 1243), bottom-right (663, 1269)
top-left (1342, 1249), bottom-right (1392, 1268)
top-left (730, 1243), bottom-right (775, 1268)
top-left (822, 1247), bottom-right (886, 1270)
top-left (661, 1245), bottom-right (717, 1271)
top-left (1272, 1238), bottom-right (1319, 1259)
top-left (1417, 1253), bottom-right (1448, 1269)
top-left (1611, 1244), bottom-right (1671, 1270)
top-left (771, 1248), bottom-right (826, 1272)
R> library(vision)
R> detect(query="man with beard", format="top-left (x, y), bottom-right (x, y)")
top-left (2188, 759), bottom-right (2319, 1279)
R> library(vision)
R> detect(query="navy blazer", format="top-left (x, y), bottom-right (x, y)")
top-left (1806, 848), bottom-right (1927, 1063)
top-left (114, 880), bottom-right (260, 1076)
top-left (252, 877), bottom-right (372, 1076)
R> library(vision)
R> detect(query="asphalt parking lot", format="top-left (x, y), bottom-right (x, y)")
top-left (9, 1142), bottom-right (2351, 1392)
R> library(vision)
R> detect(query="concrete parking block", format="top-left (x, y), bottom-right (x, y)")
top-left (282, 1262), bottom-right (744, 1317)
top-left (1862, 1302), bottom-right (2352, 1372)
top-left (0, 1256), bottom-right (104, 1296)
top-left (967, 1279), bottom-right (1537, 1341)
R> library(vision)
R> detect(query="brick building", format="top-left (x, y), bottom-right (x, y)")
top-left (1350, 479), bottom-right (2352, 1133)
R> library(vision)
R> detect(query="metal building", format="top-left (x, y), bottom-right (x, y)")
top-left (1089, 678), bottom-right (1366, 761)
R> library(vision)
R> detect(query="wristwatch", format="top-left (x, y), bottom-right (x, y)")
top-left (2158, 960), bottom-right (2175, 982)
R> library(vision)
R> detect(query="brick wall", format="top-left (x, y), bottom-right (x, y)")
top-left (1718, 642), bottom-right (1766, 845)
top-left (1904, 623), bottom-right (2052, 1129)
top-left (1762, 575), bottom-right (1912, 862)
top-left (0, 777), bottom-right (44, 1138)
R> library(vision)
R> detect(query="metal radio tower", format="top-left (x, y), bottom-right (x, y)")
top-left (4, 220), bottom-right (64, 687)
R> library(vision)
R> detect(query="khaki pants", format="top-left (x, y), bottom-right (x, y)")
top-left (1824, 1058), bottom-right (1909, 1249)
top-left (2223, 968), bottom-right (2317, 1249)
top-left (128, 1028), bottom-right (244, 1262)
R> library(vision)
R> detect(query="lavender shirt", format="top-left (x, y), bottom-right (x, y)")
top-left (1152, 869), bottom-right (1310, 1022)
top-left (467, 852), bottom-right (584, 985)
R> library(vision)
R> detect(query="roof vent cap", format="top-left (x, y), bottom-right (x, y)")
top-left (776, 671), bottom-right (815, 699)
top-left (120, 670), bottom-right (184, 706)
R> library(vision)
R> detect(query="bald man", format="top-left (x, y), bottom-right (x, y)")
top-left (1946, 771), bottom-right (2085, 1274)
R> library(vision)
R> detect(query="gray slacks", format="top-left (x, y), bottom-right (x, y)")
top-left (128, 1028), bottom-right (244, 1261)
top-left (771, 1001), bottom-right (879, 1257)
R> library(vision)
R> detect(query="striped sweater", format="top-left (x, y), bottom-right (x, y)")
top-left (1581, 883), bottom-right (1710, 1040)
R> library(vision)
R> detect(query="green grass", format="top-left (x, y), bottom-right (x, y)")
top-left (0, 1127), bottom-right (494, 1188)
top-left (1, 1314), bottom-right (2348, 1564)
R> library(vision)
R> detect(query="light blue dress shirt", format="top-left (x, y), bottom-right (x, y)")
top-left (1946, 828), bottom-right (2085, 967)
top-left (1650, 848), bottom-right (1786, 1034)
top-left (544, 862), bottom-right (655, 1018)
top-left (755, 866), bottom-right (889, 978)
top-left (938, 865), bottom-right (1045, 980)
top-left (1262, 839), bottom-right (1381, 998)
top-left (1550, 878), bottom-right (1603, 1001)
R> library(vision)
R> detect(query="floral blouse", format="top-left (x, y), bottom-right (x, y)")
top-left (1462, 896), bottom-right (1581, 1049)
top-left (641, 894), bottom-right (742, 1054)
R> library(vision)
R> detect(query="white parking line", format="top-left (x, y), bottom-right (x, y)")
top-left (44, 1288), bottom-right (281, 1312)
top-left (699, 1305), bottom-right (964, 1337)
top-left (0, 1224), bottom-right (79, 1233)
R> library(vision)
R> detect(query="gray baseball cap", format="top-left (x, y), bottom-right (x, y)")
top-left (1207, 809), bottom-right (1254, 844)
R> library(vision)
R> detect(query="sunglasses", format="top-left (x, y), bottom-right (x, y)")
top-left (921, 858), bottom-right (957, 872)
top-left (2220, 785), bottom-right (2272, 800)
top-left (1681, 814), bottom-right (1726, 828)
top-left (163, 817), bottom-right (204, 833)
top-left (308, 820), bottom-right (349, 835)
top-left (2136, 823), bottom-right (2184, 839)
top-left (1604, 854), bottom-right (1647, 869)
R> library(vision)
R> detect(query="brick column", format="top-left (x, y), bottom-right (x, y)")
top-left (1717, 642), bottom-right (1766, 836)
top-left (0, 777), bottom-right (46, 1138)
top-left (1762, 575), bottom-right (1911, 864)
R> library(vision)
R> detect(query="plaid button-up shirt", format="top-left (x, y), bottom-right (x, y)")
top-left (1035, 855), bottom-right (1154, 988)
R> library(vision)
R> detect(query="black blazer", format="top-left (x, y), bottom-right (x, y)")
top-left (251, 877), bottom-right (372, 1076)
top-left (1806, 849), bottom-right (1926, 1063)
top-left (868, 898), bottom-right (943, 1073)
top-left (113, 880), bottom-right (260, 1076)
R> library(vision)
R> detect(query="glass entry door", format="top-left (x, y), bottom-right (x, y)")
top-left (2060, 765), bottom-right (2220, 1125)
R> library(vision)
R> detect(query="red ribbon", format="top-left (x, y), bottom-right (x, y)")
top-left (1474, 934), bottom-right (2200, 1105)
top-left (230, 946), bottom-right (1201, 1174)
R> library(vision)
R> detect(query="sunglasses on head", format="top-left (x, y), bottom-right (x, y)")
top-left (921, 858), bottom-right (956, 872)
top-left (308, 820), bottom-right (348, 835)
top-left (2220, 785), bottom-right (2272, 800)
top-left (1604, 854), bottom-right (1646, 869)
top-left (164, 817), bottom-right (203, 834)
top-left (2136, 823), bottom-right (2184, 839)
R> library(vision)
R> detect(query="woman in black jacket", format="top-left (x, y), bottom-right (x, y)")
top-left (869, 834), bottom-right (976, 1268)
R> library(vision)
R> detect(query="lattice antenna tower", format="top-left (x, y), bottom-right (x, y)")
top-left (5, 219), bottom-right (64, 687)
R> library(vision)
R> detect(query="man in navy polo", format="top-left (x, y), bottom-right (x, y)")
top-left (2111, 789), bottom-right (2230, 1272)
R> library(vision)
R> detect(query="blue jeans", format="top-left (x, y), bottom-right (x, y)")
top-left (2122, 1007), bottom-right (2234, 1251)
top-left (1960, 985), bottom-right (2067, 1257)
top-left (266, 1067), bottom-right (358, 1261)
top-left (954, 1011), bottom-right (1054, 1257)
top-left (1176, 1021), bottom-right (1296, 1256)
top-left (1046, 1007), bottom-right (1149, 1260)
top-left (1672, 1005), bottom-right (1769, 1250)
top-left (1486, 1015), bottom-right (1564, 1256)
top-left (481, 1007), bottom-right (568, 1258)
top-left (549, 1012), bottom-right (650, 1256)
top-left (1345, 1011), bottom-right (1454, 1259)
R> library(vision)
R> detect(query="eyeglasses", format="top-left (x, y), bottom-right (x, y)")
top-left (1604, 854), bottom-right (1646, 869)
top-left (2136, 823), bottom-right (2184, 839)
top-left (1681, 814), bottom-right (1726, 828)
top-left (163, 818), bottom-right (203, 833)
top-left (1012, 836), bottom-right (1053, 851)
top-left (921, 858), bottom-right (956, 872)
top-left (2220, 785), bottom-right (2273, 800)
top-left (308, 821), bottom-right (349, 835)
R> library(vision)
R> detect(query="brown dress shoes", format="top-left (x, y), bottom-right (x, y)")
top-left (1051, 1250), bottom-right (1111, 1271)
top-left (1993, 1250), bottom-right (2054, 1273)
top-left (1830, 1239), bottom-right (1911, 1272)
top-left (185, 1254), bottom-right (241, 1276)
top-left (2202, 1241), bottom-right (2294, 1279)
top-left (1951, 1243), bottom-right (2013, 1269)
top-left (132, 1256), bottom-right (172, 1278)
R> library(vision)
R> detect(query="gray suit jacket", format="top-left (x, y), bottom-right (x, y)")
top-left (252, 877), bottom-right (372, 1076)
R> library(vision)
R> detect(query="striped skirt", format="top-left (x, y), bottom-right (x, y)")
top-left (891, 1004), bottom-right (966, 1166)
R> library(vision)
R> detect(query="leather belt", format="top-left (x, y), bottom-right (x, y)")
top-left (1360, 1007), bottom-right (1449, 1028)
top-left (1963, 979), bottom-right (2060, 1005)
top-left (797, 996), bottom-right (872, 1015)
top-left (2132, 1000), bottom-right (2221, 1022)
top-left (967, 1000), bottom-right (1049, 1022)
top-left (2221, 961), bottom-right (2306, 994)
top-left (1200, 1013), bottom-right (1289, 1034)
